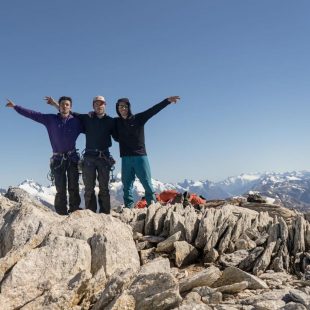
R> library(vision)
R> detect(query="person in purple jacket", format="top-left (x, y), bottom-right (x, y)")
top-left (6, 96), bottom-right (84, 215)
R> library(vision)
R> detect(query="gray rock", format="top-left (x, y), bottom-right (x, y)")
top-left (219, 250), bottom-right (250, 267)
top-left (203, 208), bottom-right (235, 253)
top-left (183, 291), bottom-right (202, 304)
top-left (289, 289), bottom-right (310, 307)
top-left (204, 248), bottom-right (219, 263)
top-left (230, 213), bottom-right (253, 243)
top-left (255, 232), bottom-right (269, 246)
top-left (253, 241), bottom-right (276, 275)
top-left (129, 258), bottom-right (182, 310)
top-left (0, 195), bottom-right (61, 258)
top-left (292, 216), bottom-right (306, 256)
top-left (174, 304), bottom-right (212, 310)
top-left (161, 206), bottom-right (174, 237)
top-left (201, 292), bottom-right (222, 304)
top-left (104, 293), bottom-right (136, 310)
top-left (280, 302), bottom-right (307, 310)
top-left (153, 206), bottom-right (168, 236)
top-left (212, 266), bottom-right (268, 290)
top-left (192, 285), bottom-right (215, 295)
top-left (241, 289), bottom-right (291, 306)
top-left (92, 268), bottom-right (135, 310)
top-left (136, 240), bottom-right (154, 251)
top-left (195, 208), bottom-right (217, 249)
top-left (170, 211), bottom-right (186, 238)
top-left (51, 211), bottom-right (141, 277)
top-left (0, 223), bottom-right (47, 283)
top-left (141, 235), bottom-right (165, 243)
top-left (0, 234), bottom-right (92, 309)
top-left (140, 247), bottom-right (157, 265)
top-left (174, 241), bottom-right (199, 268)
top-left (179, 266), bottom-right (222, 293)
top-left (215, 280), bottom-right (249, 294)
top-left (5, 187), bottom-right (54, 210)
top-left (156, 231), bottom-right (182, 253)
top-left (253, 299), bottom-right (286, 310)
top-left (238, 247), bottom-right (264, 272)
top-left (144, 203), bottom-right (161, 235)
top-left (21, 270), bottom-right (92, 310)
top-left (235, 234), bottom-right (257, 251)
top-left (184, 209), bottom-right (200, 244)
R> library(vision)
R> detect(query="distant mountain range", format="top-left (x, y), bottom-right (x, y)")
top-left (1, 171), bottom-right (310, 212)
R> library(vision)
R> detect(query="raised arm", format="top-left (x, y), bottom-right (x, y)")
top-left (137, 96), bottom-right (181, 124)
top-left (6, 98), bottom-right (49, 125)
top-left (44, 96), bottom-right (59, 110)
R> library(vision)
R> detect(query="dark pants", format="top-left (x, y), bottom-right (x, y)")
top-left (82, 156), bottom-right (111, 214)
top-left (51, 158), bottom-right (81, 215)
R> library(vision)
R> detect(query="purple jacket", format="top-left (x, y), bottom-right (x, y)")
top-left (14, 105), bottom-right (83, 153)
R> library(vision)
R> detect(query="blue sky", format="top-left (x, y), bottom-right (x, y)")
top-left (1, 0), bottom-right (310, 188)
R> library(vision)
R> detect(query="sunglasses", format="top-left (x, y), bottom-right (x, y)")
top-left (118, 105), bottom-right (128, 109)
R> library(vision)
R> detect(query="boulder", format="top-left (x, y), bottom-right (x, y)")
top-left (129, 258), bottom-right (182, 309)
top-left (212, 266), bottom-right (268, 290)
top-left (179, 266), bottom-right (222, 293)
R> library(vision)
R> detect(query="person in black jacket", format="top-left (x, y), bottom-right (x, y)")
top-left (115, 96), bottom-right (180, 208)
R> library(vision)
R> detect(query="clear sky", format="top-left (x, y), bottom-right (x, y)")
top-left (1, 0), bottom-right (310, 188)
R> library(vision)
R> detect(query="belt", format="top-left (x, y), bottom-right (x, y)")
top-left (84, 148), bottom-right (110, 158)
top-left (53, 149), bottom-right (77, 157)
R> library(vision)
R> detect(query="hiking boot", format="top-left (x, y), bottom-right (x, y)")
top-left (171, 193), bottom-right (184, 204)
top-left (183, 191), bottom-right (191, 207)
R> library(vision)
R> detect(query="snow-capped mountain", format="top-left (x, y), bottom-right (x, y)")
top-left (175, 179), bottom-right (228, 200)
top-left (217, 173), bottom-right (262, 196)
top-left (247, 171), bottom-right (310, 212)
top-left (3, 170), bottom-right (310, 212)
top-left (18, 179), bottom-right (56, 208)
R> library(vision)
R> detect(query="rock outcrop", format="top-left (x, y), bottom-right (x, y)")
top-left (0, 188), bottom-right (310, 309)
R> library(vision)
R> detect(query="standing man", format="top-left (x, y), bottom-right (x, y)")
top-left (49, 96), bottom-right (116, 214)
top-left (6, 97), bottom-right (83, 215)
top-left (115, 96), bottom-right (180, 209)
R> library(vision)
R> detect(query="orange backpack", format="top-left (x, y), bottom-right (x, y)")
top-left (135, 198), bottom-right (147, 209)
top-left (189, 194), bottom-right (206, 205)
top-left (157, 190), bottom-right (179, 203)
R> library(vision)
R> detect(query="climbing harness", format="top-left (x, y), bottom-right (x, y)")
top-left (47, 149), bottom-right (80, 184)
top-left (82, 148), bottom-right (116, 182)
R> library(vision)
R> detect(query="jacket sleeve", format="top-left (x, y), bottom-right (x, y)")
top-left (136, 99), bottom-right (171, 125)
top-left (14, 105), bottom-right (49, 126)
top-left (111, 118), bottom-right (119, 142)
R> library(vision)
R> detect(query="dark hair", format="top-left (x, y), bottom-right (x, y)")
top-left (58, 96), bottom-right (72, 105)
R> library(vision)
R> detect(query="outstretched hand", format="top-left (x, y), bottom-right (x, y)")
top-left (44, 96), bottom-right (59, 108)
top-left (167, 96), bottom-right (180, 104)
top-left (6, 99), bottom-right (15, 108)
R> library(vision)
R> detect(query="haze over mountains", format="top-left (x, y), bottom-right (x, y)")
top-left (1, 170), bottom-right (310, 212)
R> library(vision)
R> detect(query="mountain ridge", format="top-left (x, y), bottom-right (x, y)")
top-left (2, 170), bottom-right (310, 211)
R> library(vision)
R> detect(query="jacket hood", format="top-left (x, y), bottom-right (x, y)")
top-left (116, 98), bottom-right (133, 118)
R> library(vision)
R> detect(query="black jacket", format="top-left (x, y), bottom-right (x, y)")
top-left (74, 113), bottom-right (116, 151)
top-left (115, 99), bottom-right (170, 157)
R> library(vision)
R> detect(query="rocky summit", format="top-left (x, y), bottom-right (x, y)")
top-left (0, 189), bottom-right (310, 309)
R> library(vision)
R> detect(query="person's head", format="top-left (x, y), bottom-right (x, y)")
top-left (92, 95), bottom-right (106, 116)
top-left (116, 98), bottom-right (132, 119)
top-left (58, 96), bottom-right (72, 116)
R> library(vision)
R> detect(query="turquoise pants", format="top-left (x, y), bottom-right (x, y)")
top-left (121, 155), bottom-right (156, 208)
